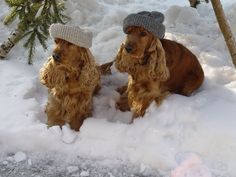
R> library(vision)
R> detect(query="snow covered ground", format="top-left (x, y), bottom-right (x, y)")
top-left (0, 0), bottom-right (236, 177)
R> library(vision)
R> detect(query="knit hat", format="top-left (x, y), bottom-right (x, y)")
top-left (123, 11), bottom-right (165, 39)
top-left (49, 23), bottom-right (93, 48)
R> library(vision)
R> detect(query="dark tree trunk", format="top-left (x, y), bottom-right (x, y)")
top-left (189, 0), bottom-right (199, 8)
top-left (188, 0), bottom-right (209, 8)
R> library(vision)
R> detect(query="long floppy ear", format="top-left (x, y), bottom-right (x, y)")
top-left (72, 47), bottom-right (92, 78)
top-left (115, 43), bottom-right (126, 73)
top-left (76, 47), bottom-right (89, 65)
top-left (148, 38), bottom-right (169, 81)
top-left (75, 48), bottom-right (100, 92)
top-left (39, 58), bottom-right (69, 88)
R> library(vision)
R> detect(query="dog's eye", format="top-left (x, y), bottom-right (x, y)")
top-left (140, 32), bottom-right (147, 37)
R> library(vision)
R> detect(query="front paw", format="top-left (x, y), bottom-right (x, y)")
top-left (130, 109), bottom-right (145, 123)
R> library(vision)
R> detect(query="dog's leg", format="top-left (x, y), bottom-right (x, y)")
top-left (180, 72), bottom-right (204, 96)
top-left (69, 117), bottom-right (85, 131)
top-left (69, 107), bottom-right (91, 131)
top-left (131, 91), bottom-right (169, 120)
top-left (46, 95), bottom-right (65, 128)
top-left (131, 100), bottom-right (152, 120)
top-left (63, 94), bottom-right (92, 131)
top-left (130, 96), bottom-right (153, 121)
top-left (155, 91), bottom-right (170, 106)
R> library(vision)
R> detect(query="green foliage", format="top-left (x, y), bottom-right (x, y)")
top-left (5, 0), bottom-right (25, 6)
top-left (4, 0), bottom-right (70, 64)
top-left (4, 6), bottom-right (18, 25)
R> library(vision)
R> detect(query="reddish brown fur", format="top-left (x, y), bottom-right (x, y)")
top-left (161, 39), bottom-right (204, 96)
top-left (115, 27), bottom-right (204, 119)
top-left (40, 39), bottom-right (100, 131)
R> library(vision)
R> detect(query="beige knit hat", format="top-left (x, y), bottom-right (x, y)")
top-left (49, 23), bottom-right (93, 48)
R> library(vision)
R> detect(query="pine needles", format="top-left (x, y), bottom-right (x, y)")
top-left (3, 0), bottom-right (70, 64)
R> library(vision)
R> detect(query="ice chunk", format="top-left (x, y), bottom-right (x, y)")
top-left (14, 151), bottom-right (27, 163)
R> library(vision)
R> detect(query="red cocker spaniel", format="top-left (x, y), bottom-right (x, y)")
top-left (115, 26), bottom-right (204, 119)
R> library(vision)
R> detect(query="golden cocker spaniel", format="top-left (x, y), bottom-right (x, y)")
top-left (40, 38), bottom-right (100, 131)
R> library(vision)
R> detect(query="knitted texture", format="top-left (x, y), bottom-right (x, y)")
top-left (123, 11), bottom-right (165, 38)
top-left (49, 23), bottom-right (93, 48)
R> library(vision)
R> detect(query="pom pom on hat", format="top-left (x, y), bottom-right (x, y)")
top-left (123, 11), bottom-right (165, 39)
top-left (49, 23), bottom-right (93, 48)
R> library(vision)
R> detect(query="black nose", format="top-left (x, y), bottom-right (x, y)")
top-left (52, 52), bottom-right (61, 62)
top-left (125, 45), bottom-right (133, 53)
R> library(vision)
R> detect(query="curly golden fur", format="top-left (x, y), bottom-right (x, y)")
top-left (115, 26), bottom-right (204, 120)
top-left (40, 38), bottom-right (100, 131)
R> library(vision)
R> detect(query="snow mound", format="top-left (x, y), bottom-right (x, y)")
top-left (0, 0), bottom-right (236, 177)
top-left (165, 6), bottom-right (201, 26)
top-left (226, 3), bottom-right (236, 35)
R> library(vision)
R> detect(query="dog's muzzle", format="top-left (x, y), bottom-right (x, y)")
top-left (52, 52), bottom-right (61, 62)
top-left (125, 44), bottom-right (133, 53)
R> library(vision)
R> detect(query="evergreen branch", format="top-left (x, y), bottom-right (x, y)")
top-left (18, 5), bottom-right (26, 20)
top-left (60, 14), bottom-right (70, 22)
top-left (24, 30), bottom-right (36, 64)
top-left (18, 20), bottom-right (31, 33)
top-left (2, 0), bottom-right (70, 64)
top-left (28, 42), bottom-right (35, 64)
top-left (39, 23), bottom-right (49, 36)
top-left (3, 6), bottom-right (18, 25)
top-left (5, 0), bottom-right (24, 6)
top-left (36, 30), bottom-right (47, 49)
top-left (51, 0), bottom-right (62, 23)
top-left (18, 30), bottom-right (34, 41)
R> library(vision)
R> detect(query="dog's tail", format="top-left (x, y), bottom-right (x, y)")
top-left (98, 61), bottom-right (114, 75)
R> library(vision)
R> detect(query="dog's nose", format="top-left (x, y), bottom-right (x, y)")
top-left (52, 52), bottom-right (61, 62)
top-left (125, 45), bottom-right (133, 53)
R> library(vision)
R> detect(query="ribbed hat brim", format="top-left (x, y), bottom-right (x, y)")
top-left (49, 23), bottom-right (93, 48)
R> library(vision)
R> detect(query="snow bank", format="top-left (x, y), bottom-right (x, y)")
top-left (226, 3), bottom-right (236, 35)
top-left (0, 0), bottom-right (236, 177)
top-left (165, 6), bottom-right (201, 26)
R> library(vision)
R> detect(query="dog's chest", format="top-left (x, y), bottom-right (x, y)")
top-left (128, 76), bottom-right (160, 95)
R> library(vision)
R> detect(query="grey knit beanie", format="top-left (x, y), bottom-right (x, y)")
top-left (49, 23), bottom-right (93, 48)
top-left (123, 11), bottom-right (165, 38)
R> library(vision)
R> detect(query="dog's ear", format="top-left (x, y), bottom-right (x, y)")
top-left (147, 38), bottom-right (169, 81)
top-left (115, 43), bottom-right (128, 73)
top-left (75, 47), bottom-right (86, 63)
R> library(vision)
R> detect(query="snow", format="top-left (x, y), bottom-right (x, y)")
top-left (0, 0), bottom-right (236, 177)
top-left (171, 153), bottom-right (212, 177)
top-left (67, 166), bottom-right (79, 174)
top-left (14, 152), bottom-right (27, 163)
top-left (165, 6), bottom-right (201, 26)
top-left (80, 170), bottom-right (90, 177)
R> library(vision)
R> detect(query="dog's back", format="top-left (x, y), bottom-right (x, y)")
top-left (160, 39), bottom-right (204, 96)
